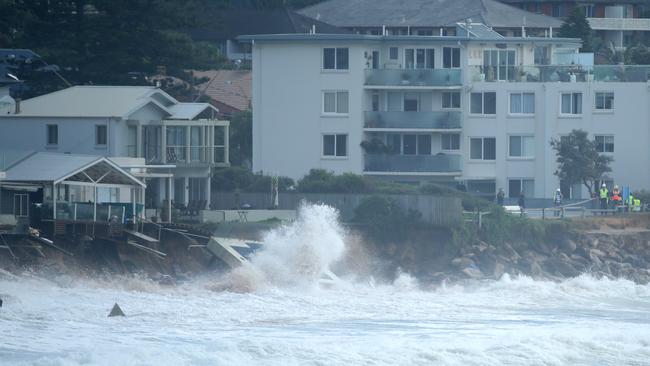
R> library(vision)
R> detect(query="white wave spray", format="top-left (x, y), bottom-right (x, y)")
top-left (217, 202), bottom-right (347, 291)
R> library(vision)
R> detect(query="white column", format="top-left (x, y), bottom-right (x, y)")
top-left (167, 176), bottom-right (172, 223)
top-left (185, 125), bottom-right (191, 163)
top-left (136, 124), bottom-right (143, 158)
top-left (209, 125), bottom-right (215, 164)
top-left (52, 182), bottom-right (57, 220)
top-left (184, 177), bottom-right (190, 206)
top-left (131, 187), bottom-right (136, 223)
top-left (224, 125), bottom-right (230, 165)
top-left (93, 185), bottom-right (97, 221)
top-left (161, 125), bottom-right (167, 164)
top-left (140, 186), bottom-right (146, 219)
top-left (205, 176), bottom-right (211, 210)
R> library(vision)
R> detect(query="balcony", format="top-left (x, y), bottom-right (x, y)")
top-left (364, 153), bottom-right (462, 174)
top-left (588, 17), bottom-right (650, 31)
top-left (469, 65), bottom-right (650, 83)
top-left (365, 69), bottom-right (462, 88)
top-left (364, 111), bottom-right (461, 130)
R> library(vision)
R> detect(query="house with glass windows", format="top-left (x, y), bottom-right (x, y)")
top-left (242, 22), bottom-right (650, 200)
top-left (0, 86), bottom-right (229, 210)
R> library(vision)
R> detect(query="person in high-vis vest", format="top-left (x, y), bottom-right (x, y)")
top-left (628, 194), bottom-right (634, 212)
top-left (634, 198), bottom-right (641, 212)
top-left (599, 184), bottom-right (609, 211)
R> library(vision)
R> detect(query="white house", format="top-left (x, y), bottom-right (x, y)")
top-left (241, 23), bottom-right (650, 200)
top-left (0, 86), bottom-right (229, 209)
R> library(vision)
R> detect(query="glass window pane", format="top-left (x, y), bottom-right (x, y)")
top-left (389, 47), bottom-right (398, 60)
top-left (523, 136), bottom-right (535, 157)
top-left (442, 134), bottom-right (450, 150)
top-left (416, 49), bottom-right (425, 68)
top-left (561, 94), bottom-right (571, 114)
top-left (484, 92), bottom-right (496, 114)
top-left (426, 49), bottom-right (435, 68)
top-left (442, 92), bottom-right (451, 108)
top-left (471, 93), bottom-right (482, 114)
top-left (336, 134), bottom-right (347, 156)
top-left (404, 92), bottom-right (418, 111)
top-left (443, 47), bottom-right (451, 68)
top-left (573, 93), bottom-right (582, 114)
top-left (605, 93), bottom-right (614, 109)
top-left (510, 93), bottom-right (521, 113)
top-left (403, 135), bottom-right (417, 155)
top-left (451, 134), bottom-right (460, 149)
top-left (387, 134), bottom-right (401, 154)
top-left (595, 93), bottom-right (604, 109)
top-left (388, 92), bottom-right (402, 111)
top-left (484, 138), bottom-right (496, 160)
top-left (323, 48), bottom-right (335, 69)
top-left (406, 49), bottom-right (415, 69)
top-left (323, 135), bottom-right (335, 156)
top-left (324, 92), bottom-right (336, 113)
top-left (470, 138), bottom-right (482, 159)
top-left (509, 136), bottom-right (522, 157)
top-left (336, 48), bottom-right (348, 69)
top-left (453, 48), bottom-right (460, 67)
top-left (452, 92), bottom-right (460, 108)
top-left (523, 179), bottom-right (535, 197)
top-left (523, 93), bottom-right (535, 113)
top-left (509, 179), bottom-right (521, 198)
top-left (337, 91), bottom-right (349, 113)
top-left (417, 135), bottom-right (431, 155)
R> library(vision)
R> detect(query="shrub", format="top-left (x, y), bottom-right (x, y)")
top-left (353, 195), bottom-right (422, 241)
top-left (211, 167), bottom-right (294, 192)
top-left (297, 169), bottom-right (373, 193)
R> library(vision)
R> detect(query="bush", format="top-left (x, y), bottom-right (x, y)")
top-left (297, 169), bottom-right (373, 193)
top-left (211, 167), bottom-right (294, 192)
top-left (353, 195), bottom-right (422, 241)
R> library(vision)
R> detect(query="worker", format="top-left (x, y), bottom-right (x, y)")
top-left (611, 190), bottom-right (623, 213)
top-left (634, 198), bottom-right (642, 212)
top-left (553, 188), bottom-right (563, 217)
top-left (628, 193), bottom-right (634, 212)
top-left (518, 193), bottom-right (526, 216)
top-left (496, 188), bottom-right (505, 206)
top-left (599, 183), bottom-right (609, 212)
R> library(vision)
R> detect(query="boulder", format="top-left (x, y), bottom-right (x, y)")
top-left (493, 263), bottom-right (506, 279)
top-left (558, 238), bottom-right (577, 254)
top-left (529, 261), bottom-right (544, 277)
top-left (462, 266), bottom-right (483, 279)
top-left (543, 257), bottom-right (581, 277)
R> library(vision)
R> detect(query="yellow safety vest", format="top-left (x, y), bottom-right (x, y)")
top-left (599, 188), bottom-right (608, 199)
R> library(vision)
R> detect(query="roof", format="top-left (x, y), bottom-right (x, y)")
top-left (1, 151), bottom-right (145, 187)
top-left (1, 85), bottom-right (214, 120)
top-left (190, 8), bottom-right (348, 42)
top-left (193, 70), bottom-right (251, 112)
top-left (299, 0), bottom-right (562, 29)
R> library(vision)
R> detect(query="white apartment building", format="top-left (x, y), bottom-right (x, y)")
top-left (243, 23), bottom-right (650, 200)
top-left (0, 86), bottom-right (229, 209)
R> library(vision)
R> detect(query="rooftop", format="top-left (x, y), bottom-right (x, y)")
top-left (193, 70), bottom-right (252, 112)
top-left (299, 0), bottom-right (562, 29)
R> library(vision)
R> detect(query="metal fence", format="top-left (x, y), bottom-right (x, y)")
top-left (211, 192), bottom-right (462, 226)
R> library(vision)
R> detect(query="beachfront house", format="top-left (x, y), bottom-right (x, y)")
top-left (0, 86), bottom-right (230, 212)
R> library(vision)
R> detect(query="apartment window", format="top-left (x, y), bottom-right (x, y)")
top-left (470, 92), bottom-right (496, 115)
top-left (509, 92), bottom-right (535, 114)
top-left (95, 125), bottom-right (107, 146)
top-left (595, 135), bottom-right (614, 153)
top-left (386, 134), bottom-right (431, 155)
top-left (561, 92), bottom-right (582, 115)
top-left (371, 92), bottom-right (380, 111)
top-left (403, 92), bottom-right (419, 111)
top-left (470, 137), bottom-right (496, 160)
top-left (323, 134), bottom-right (347, 157)
top-left (405, 48), bottom-right (435, 69)
top-left (552, 4), bottom-right (564, 17)
top-left (323, 47), bottom-right (349, 70)
top-left (389, 47), bottom-right (399, 60)
top-left (323, 91), bottom-right (349, 114)
top-left (509, 135), bottom-right (535, 158)
top-left (443, 47), bottom-right (460, 68)
top-left (442, 91), bottom-right (460, 109)
top-left (509, 179), bottom-right (535, 198)
top-left (46, 124), bottom-right (58, 145)
top-left (441, 133), bottom-right (460, 150)
top-left (484, 50), bottom-right (516, 81)
top-left (595, 92), bottom-right (614, 110)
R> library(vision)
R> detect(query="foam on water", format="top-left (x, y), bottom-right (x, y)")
top-left (1, 203), bottom-right (650, 365)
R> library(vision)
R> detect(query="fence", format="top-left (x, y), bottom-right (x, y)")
top-left (211, 192), bottom-right (462, 227)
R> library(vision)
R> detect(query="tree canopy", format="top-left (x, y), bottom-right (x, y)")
top-left (557, 7), bottom-right (593, 52)
top-left (550, 129), bottom-right (613, 196)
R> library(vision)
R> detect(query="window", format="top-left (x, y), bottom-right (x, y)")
top-left (552, 4), bottom-right (564, 17)
top-left (389, 47), bottom-right (399, 60)
top-left (371, 93), bottom-right (380, 111)
top-left (405, 48), bottom-right (435, 69)
top-left (323, 48), bottom-right (348, 70)
top-left (509, 135), bottom-right (535, 158)
top-left (441, 133), bottom-right (460, 150)
top-left (595, 135), bottom-right (614, 153)
top-left (595, 92), bottom-right (614, 110)
top-left (323, 91), bottom-right (349, 114)
top-left (95, 125), bottom-right (107, 145)
top-left (470, 92), bottom-right (496, 115)
top-left (442, 47), bottom-right (460, 68)
top-left (385, 134), bottom-right (431, 155)
top-left (403, 92), bottom-right (419, 111)
top-left (46, 124), bottom-right (58, 145)
top-left (371, 50), bottom-right (380, 69)
top-left (470, 137), bottom-right (496, 160)
top-left (509, 179), bottom-right (535, 198)
top-left (442, 92), bottom-right (461, 109)
top-left (323, 134), bottom-right (347, 157)
top-left (509, 92), bottom-right (535, 114)
top-left (561, 92), bottom-right (582, 115)
top-left (484, 50), bottom-right (516, 81)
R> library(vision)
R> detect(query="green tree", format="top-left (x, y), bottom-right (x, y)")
top-left (557, 7), bottom-right (593, 52)
top-left (550, 129), bottom-right (613, 196)
top-left (228, 110), bottom-right (253, 167)
top-left (625, 44), bottom-right (650, 65)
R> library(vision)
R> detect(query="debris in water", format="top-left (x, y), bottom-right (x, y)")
top-left (108, 303), bottom-right (125, 317)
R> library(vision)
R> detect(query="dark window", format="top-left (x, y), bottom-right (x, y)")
top-left (417, 135), bottom-right (431, 155)
top-left (403, 93), bottom-right (419, 111)
top-left (442, 92), bottom-right (460, 109)
top-left (336, 48), bottom-right (348, 69)
top-left (443, 47), bottom-right (460, 68)
top-left (336, 134), bottom-right (347, 156)
top-left (323, 134), bottom-right (347, 157)
top-left (323, 48), bottom-right (335, 69)
top-left (442, 134), bottom-right (460, 150)
top-left (323, 48), bottom-right (349, 70)
top-left (47, 124), bottom-right (58, 145)
top-left (323, 134), bottom-right (335, 156)
top-left (403, 134), bottom-right (417, 155)
top-left (389, 47), bottom-right (399, 60)
top-left (96, 125), bottom-right (107, 145)
top-left (483, 138), bottom-right (496, 160)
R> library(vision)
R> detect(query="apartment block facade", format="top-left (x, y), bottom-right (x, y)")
top-left (244, 27), bottom-right (650, 199)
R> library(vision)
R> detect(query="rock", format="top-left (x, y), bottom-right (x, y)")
top-left (462, 266), bottom-right (483, 279)
top-left (558, 238), bottom-right (577, 254)
top-left (544, 257), bottom-right (581, 277)
top-left (534, 241), bottom-right (552, 255)
top-left (451, 257), bottom-right (476, 270)
top-left (108, 303), bottom-right (125, 317)
top-left (529, 261), bottom-right (544, 277)
top-left (493, 263), bottom-right (506, 279)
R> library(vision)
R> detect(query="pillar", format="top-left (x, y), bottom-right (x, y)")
top-left (52, 182), bottom-right (57, 220)
top-left (224, 125), bottom-right (230, 165)
top-left (136, 124), bottom-right (143, 158)
top-left (161, 125), bottom-right (167, 164)
top-left (205, 176), bottom-right (211, 210)
top-left (185, 125), bottom-right (191, 163)
top-left (93, 185), bottom-right (97, 221)
top-left (184, 177), bottom-right (190, 206)
top-left (167, 176), bottom-right (172, 223)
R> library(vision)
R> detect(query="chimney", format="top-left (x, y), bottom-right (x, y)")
top-left (14, 98), bottom-right (21, 114)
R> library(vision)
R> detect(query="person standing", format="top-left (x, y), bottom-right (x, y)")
top-left (553, 188), bottom-right (563, 217)
top-left (518, 193), bottom-right (525, 216)
top-left (496, 188), bottom-right (505, 206)
top-left (599, 183), bottom-right (609, 213)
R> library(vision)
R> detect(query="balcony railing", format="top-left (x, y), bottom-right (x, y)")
top-left (365, 69), bottom-right (462, 87)
top-left (588, 17), bottom-right (650, 31)
top-left (364, 111), bottom-right (461, 130)
top-left (364, 153), bottom-right (462, 173)
top-left (469, 65), bottom-right (650, 83)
